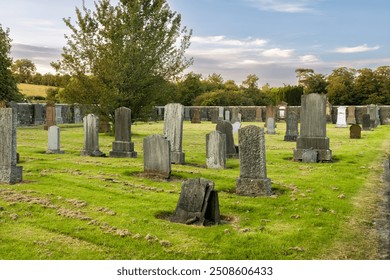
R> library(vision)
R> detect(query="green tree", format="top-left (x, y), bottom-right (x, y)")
top-left (12, 58), bottom-right (36, 83)
top-left (353, 68), bottom-right (378, 105)
top-left (0, 25), bottom-right (22, 102)
top-left (326, 67), bottom-right (356, 105)
top-left (276, 85), bottom-right (303, 106)
top-left (175, 72), bottom-right (205, 105)
top-left (53, 0), bottom-right (192, 121)
top-left (295, 68), bottom-right (327, 94)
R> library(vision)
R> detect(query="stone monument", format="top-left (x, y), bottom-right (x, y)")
top-left (336, 106), bottom-right (348, 128)
top-left (46, 126), bottom-right (64, 154)
top-left (143, 135), bottom-right (171, 179)
top-left (206, 131), bottom-right (226, 169)
top-left (216, 121), bottom-right (238, 158)
top-left (284, 110), bottom-right (298, 141)
top-left (80, 114), bottom-right (105, 157)
top-left (164, 103), bottom-right (185, 164)
top-left (350, 124), bottom-right (362, 139)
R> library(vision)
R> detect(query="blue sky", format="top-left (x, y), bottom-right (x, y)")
top-left (1, 0), bottom-right (389, 86)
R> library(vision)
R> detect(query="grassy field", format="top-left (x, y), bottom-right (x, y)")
top-left (0, 121), bottom-right (389, 260)
top-left (17, 83), bottom-right (53, 98)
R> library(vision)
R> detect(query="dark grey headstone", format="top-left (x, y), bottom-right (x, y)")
top-left (362, 114), bottom-right (371, 131)
top-left (350, 124), bottom-right (362, 139)
top-left (170, 178), bottom-right (220, 225)
top-left (216, 121), bottom-right (238, 158)
top-left (206, 131), bottom-right (226, 169)
top-left (143, 135), bottom-right (171, 179)
top-left (284, 110), bottom-right (298, 142)
top-left (80, 114), bottom-right (105, 157)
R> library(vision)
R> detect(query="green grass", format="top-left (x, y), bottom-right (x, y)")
top-left (0, 121), bottom-right (389, 260)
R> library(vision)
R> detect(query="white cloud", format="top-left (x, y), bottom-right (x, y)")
top-left (191, 36), bottom-right (267, 47)
top-left (261, 48), bottom-right (294, 58)
top-left (333, 44), bottom-right (381, 54)
top-left (244, 0), bottom-right (319, 13)
top-left (299, 54), bottom-right (320, 63)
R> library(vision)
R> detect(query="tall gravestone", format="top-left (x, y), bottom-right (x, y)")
top-left (367, 104), bottom-right (380, 128)
top-left (143, 135), bottom-right (171, 179)
top-left (255, 107), bottom-right (263, 122)
top-left (284, 110), bottom-right (298, 141)
top-left (0, 108), bottom-right (23, 184)
top-left (294, 93), bottom-right (332, 162)
top-left (109, 107), bottom-right (137, 158)
top-left (336, 106), bottom-right (348, 128)
top-left (216, 121), bottom-right (238, 158)
top-left (170, 178), bottom-right (220, 226)
top-left (164, 103), bottom-right (185, 164)
top-left (346, 106), bottom-right (356, 124)
top-left (80, 114), bottom-right (105, 157)
top-left (236, 126), bottom-right (272, 197)
top-left (46, 126), bottom-right (64, 154)
top-left (362, 114), bottom-right (371, 131)
top-left (44, 103), bottom-right (56, 130)
top-left (266, 117), bottom-right (276, 134)
top-left (206, 131), bottom-right (226, 169)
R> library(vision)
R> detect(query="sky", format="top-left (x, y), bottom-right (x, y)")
top-left (1, 0), bottom-right (389, 86)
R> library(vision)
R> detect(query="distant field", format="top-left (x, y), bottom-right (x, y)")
top-left (17, 83), bottom-right (54, 98)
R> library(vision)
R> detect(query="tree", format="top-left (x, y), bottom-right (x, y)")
top-left (12, 59), bottom-right (36, 83)
top-left (53, 0), bottom-right (192, 121)
top-left (295, 68), bottom-right (327, 94)
top-left (0, 25), bottom-right (22, 102)
top-left (175, 72), bottom-right (205, 105)
top-left (326, 67), bottom-right (356, 105)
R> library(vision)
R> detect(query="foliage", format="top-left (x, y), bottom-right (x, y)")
top-left (11, 59), bottom-right (36, 83)
top-left (53, 0), bottom-right (192, 121)
top-left (0, 25), bottom-right (22, 102)
top-left (276, 85), bottom-right (303, 106)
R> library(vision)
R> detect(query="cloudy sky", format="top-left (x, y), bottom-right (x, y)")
top-left (1, 0), bottom-right (389, 86)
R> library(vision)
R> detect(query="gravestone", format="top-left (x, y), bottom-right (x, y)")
top-left (236, 126), bottom-right (272, 197)
top-left (33, 104), bottom-right (45, 125)
top-left (44, 103), bottom-right (56, 130)
top-left (265, 105), bottom-right (275, 126)
top-left (170, 178), bottom-right (220, 226)
top-left (284, 110), bottom-right (298, 141)
top-left (210, 108), bottom-right (219, 123)
top-left (143, 135), bottom-right (171, 179)
top-left (218, 107), bottom-right (224, 121)
top-left (294, 93), bottom-right (332, 162)
top-left (231, 107), bottom-right (240, 123)
top-left (255, 107), bottom-right (263, 122)
top-left (350, 124), bottom-right (362, 139)
top-left (74, 105), bottom-right (82, 123)
top-left (362, 114), bottom-right (371, 131)
top-left (266, 117), bottom-right (276, 134)
top-left (326, 101), bottom-right (332, 123)
top-left (206, 131), bottom-right (226, 169)
top-left (336, 106), bottom-right (348, 128)
top-left (0, 108), bottom-right (23, 184)
top-left (55, 105), bottom-right (63, 124)
top-left (346, 106), bottom-right (356, 124)
top-left (164, 103), bottom-right (185, 164)
top-left (184, 108), bottom-right (190, 121)
top-left (224, 110), bottom-right (230, 122)
top-left (191, 108), bottom-right (201, 124)
top-left (367, 104), bottom-right (380, 128)
top-left (46, 126), bottom-right (64, 154)
top-left (109, 107), bottom-right (137, 158)
top-left (80, 114), bottom-right (105, 157)
top-left (216, 121), bottom-right (238, 158)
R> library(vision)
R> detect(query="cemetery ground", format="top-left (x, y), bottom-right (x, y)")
top-left (1, 121), bottom-right (389, 260)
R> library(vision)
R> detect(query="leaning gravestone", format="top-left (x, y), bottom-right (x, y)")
top-left (46, 126), bottom-right (64, 154)
top-left (206, 131), bottom-right (226, 169)
top-left (0, 108), bottom-right (23, 184)
top-left (266, 117), bottom-right (276, 134)
top-left (80, 114), bottom-right (105, 157)
top-left (164, 103), bottom-right (185, 164)
top-left (170, 178), bottom-right (220, 226)
top-left (294, 93), bottom-right (332, 162)
top-left (216, 121), bottom-right (238, 158)
top-left (362, 114), bottom-right (371, 131)
top-left (284, 110), bottom-right (298, 141)
top-left (143, 135), bottom-right (171, 179)
top-left (44, 103), bottom-right (56, 130)
top-left (236, 126), bottom-right (272, 197)
top-left (336, 106), bottom-right (347, 128)
top-left (350, 124), bottom-right (362, 139)
top-left (109, 107), bottom-right (137, 158)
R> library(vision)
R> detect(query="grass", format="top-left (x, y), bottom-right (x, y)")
top-left (17, 83), bottom-right (54, 98)
top-left (0, 121), bottom-right (389, 260)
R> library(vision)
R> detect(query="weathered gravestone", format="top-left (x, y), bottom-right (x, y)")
top-left (346, 106), bottom-right (356, 124)
top-left (206, 131), bottom-right (226, 169)
top-left (255, 107), bottom-right (263, 122)
top-left (0, 108), bottom-right (23, 184)
top-left (265, 105), bottom-right (275, 127)
top-left (74, 105), bottom-right (82, 123)
top-left (216, 121), bottom-right (238, 158)
top-left (143, 135), bottom-right (171, 179)
top-left (80, 114), bottom-right (106, 157)
top-left (350, 124), bottom-right (362, 139)
top-left (170, 178), bottom-right (220, 226)
top-left (46, 126), bottom-right (64, 154)
top-left (224, 110), bottom-right (230, 122)
top-left (218, 107), bottom-right (224, 121)
top-left (284, 110), bottom-right (298, 141)
top-left (191, 108), bottom-right (201, 124)
top-left (44, 103), bottom-right (56, 130)
top-left (55, 105), bottom-right (63, 124)
top-left (109, 107), bottom-right (137, 158)
top-left (362, 114), bottom-right (371, 131)
top-left (164, 103), bottom-right (185, 164)
top-left (294, 93), bottom-right (332, 162)
top-left (266, 117), bottom-right (276, 134)
top-left (236, 126), bottom-right (272, 197)
top-left (336, 106), bottom-right (348, 128)
top-left (367, 104), bottom-right (380, 128)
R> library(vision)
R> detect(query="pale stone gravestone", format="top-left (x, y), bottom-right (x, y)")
top-left (350, 124), bottom-right (362, 139)
top-left (191, 108), bottom-right (201, 124)
top-left (367, 104), bottom-right (380, 128)
top-left (218, 107), bottom-right (224, 121)
top-left (346, 106), bottom-right (356, 124)
top-left (284, 110), bottom-right (298, 142)
top-left (255, 107), bottom-right (263, 122)
top-left (44, 103), bottom-right (56, 130)
top-left (362, 114), bottom-right (371, 131)
top-left (206, 131), bottom-right (226, 169)
top-left (143, 135), bottom-right (171, 179)
top-left (0, 108), bottom-right (23, 184)
top-left (266, 117), bottom-right (276, 134)
top-left (74, 105), bottom-right (82, 123)
top-left (231, 107), bottom-right (240, 123)
top-left (170, 178), bottom-right (220, 226)
top-left (236, 126), bottom-right (272, 197)
top-left (164, 103), bottom-right (185, 164)
top-left (216, 121), bottom-right (238, 158)
top-left (46, 126), bottom-right (64, 154)
top-left (294, 93), bottom-right (332, 162)
top-left (55, 105), bottom-right (63, 124)
top-left (80, 114), bottom-right (105, 157)
top-left (109, 107), bottom-right (137, 158)
top-left (224, 110), bottom-right (230, 122)
top-left (336, 106), bottom-right (348, 128)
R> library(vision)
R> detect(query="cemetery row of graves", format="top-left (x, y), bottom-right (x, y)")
top-left (0, 94), bottom-right (390, 259)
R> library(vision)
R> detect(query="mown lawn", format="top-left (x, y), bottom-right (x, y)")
top-left (0, 121), bottom-right (389, 260)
